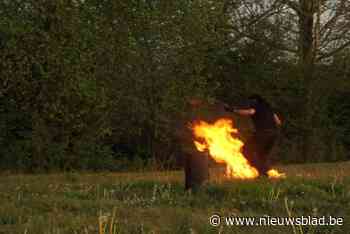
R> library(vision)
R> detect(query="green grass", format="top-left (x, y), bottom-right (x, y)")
top-left (0, 162), bottom-right (350, 234)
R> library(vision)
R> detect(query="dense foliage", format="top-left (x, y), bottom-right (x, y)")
top-left (1, 0), bottom-right (349, 172)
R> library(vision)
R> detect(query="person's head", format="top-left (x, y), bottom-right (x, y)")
top-left (248, 94), bottom-right (264, 103)
top-left (248, 94), bottom-right (271, 108)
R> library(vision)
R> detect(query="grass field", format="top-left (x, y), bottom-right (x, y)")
top-left (0, 162), bottom-right (349, 234)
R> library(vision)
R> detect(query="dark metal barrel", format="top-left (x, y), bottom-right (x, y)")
top-left (184, 152), bottom-right (209, 191)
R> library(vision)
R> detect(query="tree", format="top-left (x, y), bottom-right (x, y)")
top-left (222, 0), bottom-right (350, 161)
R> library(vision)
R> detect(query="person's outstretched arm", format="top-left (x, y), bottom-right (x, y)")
top-left (234, 108), bottom-right (255, 116)
top-left (224, 104), bottom-right (255, 116)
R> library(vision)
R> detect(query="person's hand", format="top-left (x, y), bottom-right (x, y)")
top-left (274, 113), bottom-right (282, 126)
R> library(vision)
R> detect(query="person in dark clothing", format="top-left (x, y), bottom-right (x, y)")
top-left (224, 95), bottom-right (282, 176)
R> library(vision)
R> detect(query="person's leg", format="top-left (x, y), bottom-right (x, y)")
top-left (242, 134), bottom-right (260, 171)
top-left (255, 132), bottom-right (277, 176)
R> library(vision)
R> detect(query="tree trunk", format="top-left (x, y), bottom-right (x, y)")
top-left (31, 112), bottom-right (49, 172)
top-left (298, 0), bottom-right (316, 162)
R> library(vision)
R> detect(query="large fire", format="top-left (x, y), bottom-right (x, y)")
top-left (192, 118), bottom-right (285, 179)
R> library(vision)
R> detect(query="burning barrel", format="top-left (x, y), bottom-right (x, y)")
top-left (184, 151), bottom-right (209, 191)
top-left (174, 98), bottom-right (214, 191)
top-left (175, 122), bottom-right (210, 191)
top-left (177, 98), bottom-right (285, 191)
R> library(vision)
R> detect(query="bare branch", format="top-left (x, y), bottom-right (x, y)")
top-left (317, 40), bottom-right (350, 61)
top-left (320, 0), bottom-right (347, 35)
top-left (321, 21), bottom-right (350, 50)
top-left (279, 0), bottom-right (302, 14)
top-left (231, 28), bottom-right (298, 54)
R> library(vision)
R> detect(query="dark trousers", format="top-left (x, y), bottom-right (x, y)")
top-left (242, 130), bottom-right (277, 176)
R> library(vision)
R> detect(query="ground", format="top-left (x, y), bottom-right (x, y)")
top-left (0, 162), bottom-right (349, 234)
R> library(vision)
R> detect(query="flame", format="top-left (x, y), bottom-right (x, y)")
top-left (267, 169), bottom-right (286, 179)
top-left (192, 118), bottom-right (285, 179)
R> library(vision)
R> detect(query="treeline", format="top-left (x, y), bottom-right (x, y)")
top-left (0, 0), bottom-right (349, 172)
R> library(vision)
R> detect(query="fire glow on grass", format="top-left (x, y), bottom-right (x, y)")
top-left (192, 118), bottom-right (285, 179)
